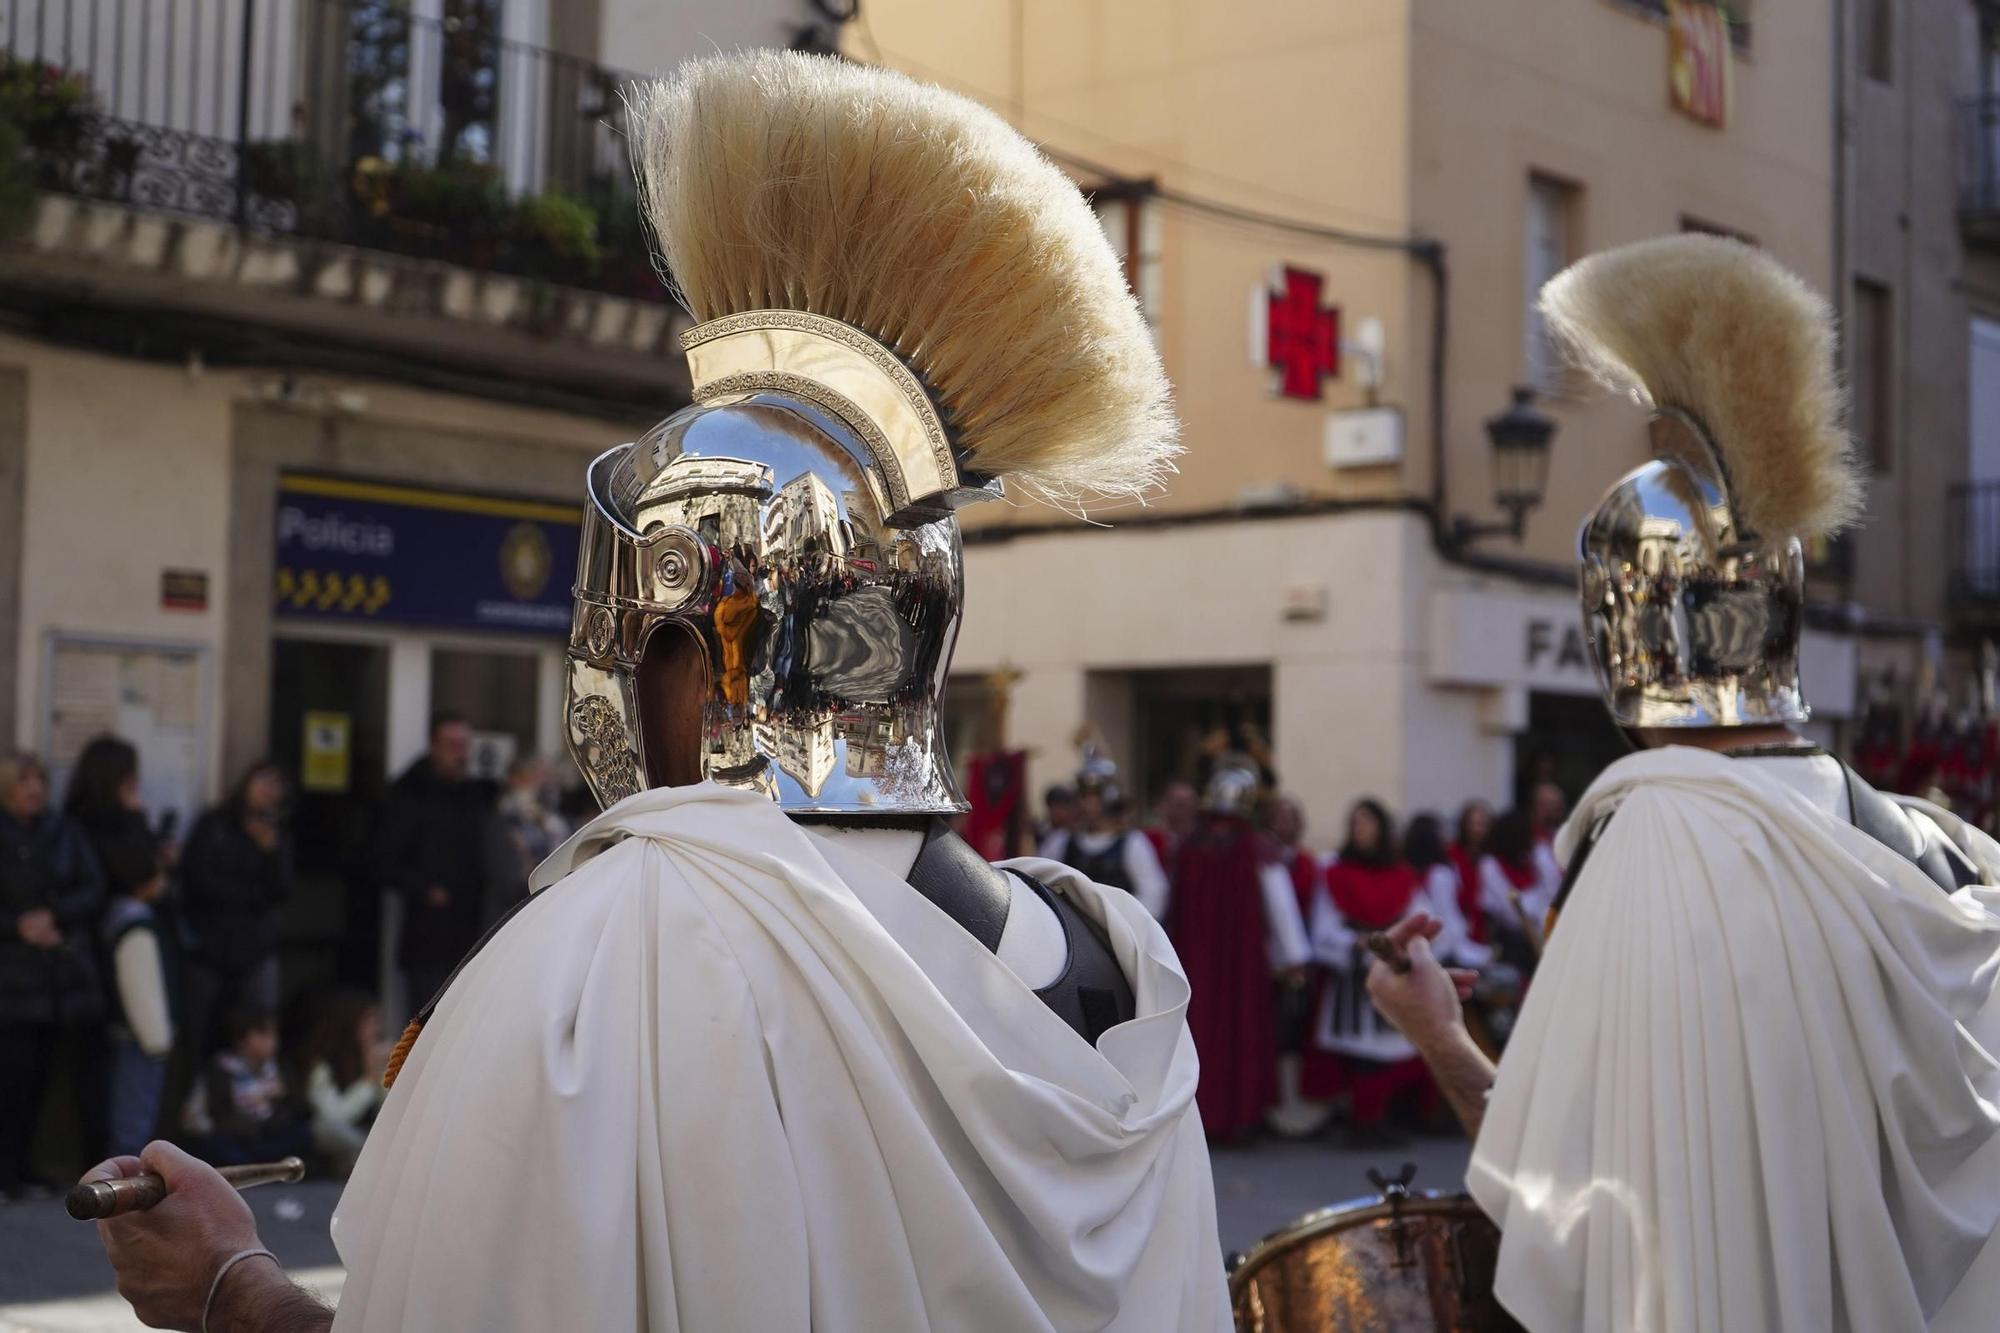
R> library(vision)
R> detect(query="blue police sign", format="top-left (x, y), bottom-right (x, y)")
top-left (274, 474), bottom-right (581, 635)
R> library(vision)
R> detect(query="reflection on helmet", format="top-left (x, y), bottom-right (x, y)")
top-left (1577, 410), bottom-right (1807, 729)
top-left (564, 393), bottom-right (968, 814)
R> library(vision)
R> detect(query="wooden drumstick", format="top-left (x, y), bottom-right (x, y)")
top-left (66, 1157), bottom-right (305, 1221)
top-left (1362, 931), bottom-right (1411, 975)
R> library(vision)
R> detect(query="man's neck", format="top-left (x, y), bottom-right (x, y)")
top-left (1638, 725), bottom-right (1805, 754)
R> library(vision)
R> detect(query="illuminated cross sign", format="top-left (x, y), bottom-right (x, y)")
top-left (1264, 266), bottom-right (1341, 400)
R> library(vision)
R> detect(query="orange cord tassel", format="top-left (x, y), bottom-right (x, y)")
top-left (382, 1016), bottom-right (425, 1090)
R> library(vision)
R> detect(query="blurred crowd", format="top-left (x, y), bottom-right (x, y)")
top-left (1033, 767), bottom-right (1573, 1145)
top-left (0, 713), bottom-right (572, 1202)
top-left (3, 703), bottom-right (1577, 1190)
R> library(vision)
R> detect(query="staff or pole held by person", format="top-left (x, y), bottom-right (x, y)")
top-left (67, 1156), bottom-right (304, 1220)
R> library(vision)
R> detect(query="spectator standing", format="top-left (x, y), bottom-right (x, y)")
top-left (1145, 780), bottom-right (1198, 883)
top-left (179, 760), bottom-right (292, 1062)
top-left (1034, 784), bottom-right (1078, 850)
top-left (490, 755), bottom-right (569, 922)
top-left (1527, 781), bottom-right (1569, 895)
top-left (301, 989), bottom-right (387, 1177)
top-left (1403, 814), bottom-right (1491, 970)
top-left (1260, 795), bottom-right (1327, 1138)
top-left (65, 738), bottom-right (177, 1156)
top-left (182, 1003), bottom-right (312, 1167)
top-left (100, 839), bottom-right (175, 1157)
top-left (1038, 773), bottom-right (1171, 919)
top-left (1308, 799), bottom-right (1434, 1145)
top-left (0, 751), bottom-right (107, 1199)
top-left (1478, 810), bottom-right (1555, 970)
top-left (1448, 801), bottom-right (1495, 944)
top-left (381, 714), bottom-right (496, 1008)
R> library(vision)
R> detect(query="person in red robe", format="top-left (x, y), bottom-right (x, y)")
top-left (1167, 765), bottom-right (1290, 1142)
top-left (1305, 799), bottom-right (1436, 1145)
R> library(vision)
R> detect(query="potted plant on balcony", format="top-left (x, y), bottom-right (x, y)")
top-left (241, 137), bottom-right (337, 234)
top-left (371, 153), bottom-right (509, 267)
top-left (510, 188), bottom-right (601, 285)
top-left (0, 55), bottom-right (97, 189)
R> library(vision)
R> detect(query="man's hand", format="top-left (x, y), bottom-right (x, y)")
top-left (87, 1141), bottom-right (264, 1332)
top-left (1364, 912), bottom-right (1475, 1048)
top-left (1366, 912), bottom-right (1495, 1137)
top-left (17, 907), bottom-right (60, 948)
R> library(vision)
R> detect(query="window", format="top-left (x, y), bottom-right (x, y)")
top-left (1524, 174), bottom-right (1579, 392)
top-left (1859, 0), bottom-right (1893, 84)
top-left (1095, 190), bottom-right (1162, 328)
top-left (1852, 278), bottom-right (1893, 473)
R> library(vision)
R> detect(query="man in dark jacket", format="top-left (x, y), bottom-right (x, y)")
top-left (380, 714), bottom-right (495, 1009)
top-left (0, 751), bottom-right (107, 1198)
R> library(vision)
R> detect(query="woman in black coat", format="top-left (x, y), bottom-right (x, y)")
top-left (179, 760), bottom-right (291, 1055)
top-left (0, 751), bottom-right (107, 1197)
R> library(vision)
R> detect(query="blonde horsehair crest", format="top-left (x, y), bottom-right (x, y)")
top-left (630, 51), bottom-right (1178, 506)
top-left (1540, 234), bottom-right (1862, 540)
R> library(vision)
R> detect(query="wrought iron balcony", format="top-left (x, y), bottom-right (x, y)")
top-left (1961, 96), bottom-right (2000, 246)
top-left (1949, 480), bottom-right (2000, 611)
top-left (2, 0), bottom-right (663, 300)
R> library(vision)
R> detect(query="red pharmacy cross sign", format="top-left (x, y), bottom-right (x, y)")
top-left (1265, 266), bottom-right (1341, 401)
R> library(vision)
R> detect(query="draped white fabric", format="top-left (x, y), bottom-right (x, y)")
top-left (1467, 746), bottom-right (2000, 1332)
top-left (329, 782), bottom-right (1230, 1332)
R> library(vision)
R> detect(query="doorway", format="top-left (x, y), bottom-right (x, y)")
top-left (269, 637), bottom-right (392, 994)
top-left (1515, 692), bottom-right (1627, 812)
top-left (1132, 666), bottom-right (1274, 809)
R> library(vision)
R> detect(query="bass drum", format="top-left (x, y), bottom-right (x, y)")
top-left (1230, 1191), bottom-right (1523, 1332)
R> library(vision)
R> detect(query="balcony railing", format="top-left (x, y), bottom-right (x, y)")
top-left (2, 0), bottom-right (665, 299)
top-left (1950, 480), bottom-right (2000, 609)
top-left (1961, 96), bottom-right (2000, 244)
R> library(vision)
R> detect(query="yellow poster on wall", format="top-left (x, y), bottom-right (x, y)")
top-left (1668, 0), bottom-right (1732, 129)
top-left (302, 711), bottom-right (352, 793)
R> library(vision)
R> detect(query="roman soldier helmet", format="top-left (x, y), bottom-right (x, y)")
top-left (1541, 236), bottom-right (1863, 730)
top-left (564, 52), bottom-right (1176, 813)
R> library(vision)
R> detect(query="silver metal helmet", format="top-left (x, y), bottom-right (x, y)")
top-left (566, 53), bottom-right (1178, 812)
top-left (1544, 234), bottom-right (1862, 734)
top-left (1577, 409), bottom-right (1807, 729)
top-left (564, 311), bottom-right (999, 814)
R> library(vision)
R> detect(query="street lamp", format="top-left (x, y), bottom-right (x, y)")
top-left (1452, 385), bottom-right (1557, 546)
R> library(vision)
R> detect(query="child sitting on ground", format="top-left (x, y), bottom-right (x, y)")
top-left (182, 1002), bottom-right (313, 1166)
top-left (301, 989), bottom-right (388, 1177)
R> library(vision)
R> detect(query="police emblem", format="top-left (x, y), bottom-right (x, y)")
top-left (499, 522), bottom-right (553, 600)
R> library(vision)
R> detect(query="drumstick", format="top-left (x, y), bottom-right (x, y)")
top-left (1361, 931), bottom-right (1411, 975)
top-left (66, 1157), bottom-right (305, 1221)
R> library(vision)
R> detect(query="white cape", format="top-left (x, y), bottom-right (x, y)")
top-left (330, 782), bottom-right (1230, 1332)
top-left (1467, 746), bottom-right (2000, 1332)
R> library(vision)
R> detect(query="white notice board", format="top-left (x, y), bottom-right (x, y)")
top-left (40, 634), bottom-right (211, 839)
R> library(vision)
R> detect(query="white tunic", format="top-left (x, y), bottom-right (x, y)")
top-left (1468, 746), bottom-right (2000, 1332)
top-left (330, 782), bottom-right (1230, 1333)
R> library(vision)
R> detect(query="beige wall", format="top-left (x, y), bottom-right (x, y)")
top-left (0, 334), bottom-right (623, 797)
top-left (1843, 0), bottom-right (1995, 636)
top-left (956, 511), bottom-right (1430, 847)
top-left (1410, 0), bottom-right (1836, 565)
top-left (857, 0), bottom-right (1417, 530)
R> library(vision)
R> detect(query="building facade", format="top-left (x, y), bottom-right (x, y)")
top-left (0, 0), bottom-right (840, 992)
top-left (860, 0), bottom-right (1855, 838)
